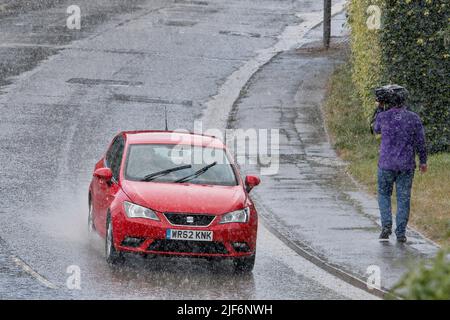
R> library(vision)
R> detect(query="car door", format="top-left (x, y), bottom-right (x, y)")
top-left (91, 143), bottom-right (113, 223)
top-left (93, 135), bottom-right (124, 235)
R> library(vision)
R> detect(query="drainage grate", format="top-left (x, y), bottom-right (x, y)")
top-left (113, 94), bottom-right (193, 107)
top-left (219, 30), bottom-right (261, 38)
top-left (66, 78), bottom-right (143, 87)
top-left (174, 0), bottom-right (209, 5)
top-left (163, 20), bottom-right (198, 27)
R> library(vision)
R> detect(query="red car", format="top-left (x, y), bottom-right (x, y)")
top-left (88, 131), bottom-right (260, 272)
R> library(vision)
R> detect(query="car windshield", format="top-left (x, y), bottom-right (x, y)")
top-left (125, 144), bottom-right (238, 186)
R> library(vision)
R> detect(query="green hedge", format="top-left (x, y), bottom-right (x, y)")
top-left (347, 0), bottom-right (384, 119)
top-left (348, 0), bottom-right (450, 153)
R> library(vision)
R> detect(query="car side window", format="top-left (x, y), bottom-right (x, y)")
top-left (110, 137), bottom-right (125, 181)
top-left (105, 137), bottom-right (120, 167)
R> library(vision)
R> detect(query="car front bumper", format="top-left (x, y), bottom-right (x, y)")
top-left (112, 210), bottom-right (258, 258)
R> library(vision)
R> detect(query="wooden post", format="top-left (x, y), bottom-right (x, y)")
top-left (324, 0), bottom-right (332, 49)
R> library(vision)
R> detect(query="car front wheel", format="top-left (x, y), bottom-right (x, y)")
top-left (88, 199), bottom-right (95, 234)
top-left (105, 215), bottom-right (124, 265)
top-left (233, 254), bottom-right (255, 273)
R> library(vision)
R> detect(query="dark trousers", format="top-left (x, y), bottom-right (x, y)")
top-left (377, 168), bottom-right (415, 237)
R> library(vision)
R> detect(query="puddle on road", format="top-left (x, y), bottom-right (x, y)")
top-left (329, 227), bottom-right (379, 232)
top-left (0, 46), bottom-right (59, 89)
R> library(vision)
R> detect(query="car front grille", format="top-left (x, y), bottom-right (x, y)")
top-left (147, 240), bottom-right (228, 254)
top-left (164, 213), bottom-right (216, 226)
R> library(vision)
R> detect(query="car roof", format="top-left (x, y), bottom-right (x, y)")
top-left (121, 130), bottom-right (226, 148)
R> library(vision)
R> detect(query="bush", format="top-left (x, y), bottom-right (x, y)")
top-left (347, 0), bottom-right (450, 153)
top-left (391, 249), bottom-right (450, 300)
top-left (381, 0), bottom-right (450, 153)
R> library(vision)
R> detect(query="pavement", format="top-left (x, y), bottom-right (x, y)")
top-left (228, 13), bottom-right (439, 292)
top-left (0, 0), bottom-right (380, 299)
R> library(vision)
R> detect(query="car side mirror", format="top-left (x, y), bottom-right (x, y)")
top-left (245, 175), bottom-right (261, 193)
top-left (94, 167), bottom-right (113, 182)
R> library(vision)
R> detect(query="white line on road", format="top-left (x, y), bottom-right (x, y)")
top-left (0, 43), bottom-right (68, 49)
top-left (11, 255), bottom-right (58, 290)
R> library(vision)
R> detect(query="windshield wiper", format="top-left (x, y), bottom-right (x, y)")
top-left (141, 165), bottom-right (192, 182)
top-left (175, 162), bottom-right (217, 183)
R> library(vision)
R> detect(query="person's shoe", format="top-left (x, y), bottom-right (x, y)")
top-left (379, 227), bottom-right (392, 241)
top-left (397, 235), bottom-right (407, 243)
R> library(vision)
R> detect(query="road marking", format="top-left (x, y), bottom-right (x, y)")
top-left (0, 43), bottom-right (67, 49)
top-left (69, 47), bottom-right (247, 62)
top-left (113, 94), bottom-right (193, 107)
top-left (11, 256), bottom-right (58, 290)
top-left (66, 78), bottom-right (143, 87)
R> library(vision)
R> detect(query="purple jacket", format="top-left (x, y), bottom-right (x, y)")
top-left (374, 107), bottom-right (427, 171)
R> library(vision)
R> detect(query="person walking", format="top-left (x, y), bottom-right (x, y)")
top-left (373, 85), bottom-right (427, 243)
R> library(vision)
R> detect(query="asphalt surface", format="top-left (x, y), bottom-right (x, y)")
top-left (0, 0), bottom-right (377, 299)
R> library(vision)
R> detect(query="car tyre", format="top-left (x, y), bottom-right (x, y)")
top-left (88, 198), bottom-right (95, 234)
top-left (233, 254), bottom-right (255, 273)
top-left (105, 215), bottom-right (124, 265)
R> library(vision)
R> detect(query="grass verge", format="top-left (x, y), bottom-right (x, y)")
top-left (323, 62), bottom-right (450, 246)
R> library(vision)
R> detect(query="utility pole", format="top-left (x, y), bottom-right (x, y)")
top-left (323, 0), bottom-right (332, 49)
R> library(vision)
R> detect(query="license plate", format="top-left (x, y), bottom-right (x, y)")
top-left (166, 229), bottom-right (213, 242)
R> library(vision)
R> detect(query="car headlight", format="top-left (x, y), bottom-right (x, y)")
top-left (220, 207), bottom-right (250, 224)
top-left (123, 201), bottom-right (159, 221)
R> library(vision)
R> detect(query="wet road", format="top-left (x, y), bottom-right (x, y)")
top-left (0, 0), bottom-right (375, 299)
